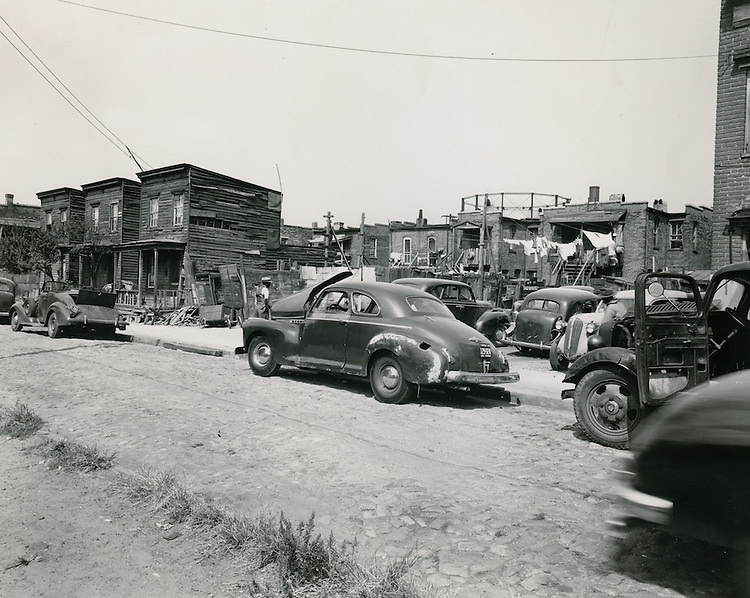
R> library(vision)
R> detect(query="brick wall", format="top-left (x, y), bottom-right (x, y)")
top-left (713, 0), bottom-right (750, 267)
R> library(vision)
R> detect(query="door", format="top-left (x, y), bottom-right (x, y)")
top-left (634, 272), bottom-right (707, 406)
top-left (298, 289), bottom-right (350, 371)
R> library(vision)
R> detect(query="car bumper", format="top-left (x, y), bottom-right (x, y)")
top-left (498, 339), bottom-right (553, 351)
top-left (444, 371), bottom-right (520, 385)
top-left (609, 484), bottom-right (673, 530)
top-left (68, 314), bottom-right (124, 329)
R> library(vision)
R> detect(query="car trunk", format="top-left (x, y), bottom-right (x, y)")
top-left (74, 289), bottom-right (118, 309)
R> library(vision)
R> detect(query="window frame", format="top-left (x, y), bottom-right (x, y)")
top-left (109, 202), bottom-right (120, 233)
top-left (149, 197), bottom-right (159, 228)
top-left (172, 193), bottom-right (184, 227)
top-left (402, 237), bottom-right (412, 264)
top-left (91, 204), bottom-right (100, 231)
top-left (669, 220), bottom-right (684, 250)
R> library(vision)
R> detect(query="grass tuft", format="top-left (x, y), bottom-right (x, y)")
top-left (112, 469), bottom-right (435, 597)
top-left (0, 402), bottom-right (44, 439)
top-left (41, 438), bottom-right (117, 472)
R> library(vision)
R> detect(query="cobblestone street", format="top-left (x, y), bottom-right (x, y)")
top-left (0, 327), bottom-right (735, 597)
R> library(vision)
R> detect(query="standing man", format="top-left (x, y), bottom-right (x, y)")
top-left (600, 288), bottom-right (627, 323)
top-left (255, 276), bottom-right (272, 319)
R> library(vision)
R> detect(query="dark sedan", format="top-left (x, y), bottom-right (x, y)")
top-left (499, 286), bottom-right (599, 354)
top-left (0, 277), bottom-right (16, 321)
top-left (392, 277), bottom-right (512, 344)
top-left (240, 273), bottom-right (519, 404)
top-left (612, 371), bottom-right (750, 593)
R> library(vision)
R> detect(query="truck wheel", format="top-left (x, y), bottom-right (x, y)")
top-left (549, 338), bottom-right (569, 371)
top-left (47, 310), bottom-right (62, 338)
top-left (573, 367), bottom-right (641, 450)
top-left (247, 335), bottom-right (280, 376)
top-left (369, 354), bottom-right (415, 404)
top-left (10, 310), bottom-right (23, 332)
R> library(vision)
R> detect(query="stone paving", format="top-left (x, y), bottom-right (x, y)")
top-left (0, 326), bottom-right (733, 597)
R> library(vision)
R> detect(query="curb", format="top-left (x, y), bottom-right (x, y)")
top-left (125, 333), bottom-right (233, 358)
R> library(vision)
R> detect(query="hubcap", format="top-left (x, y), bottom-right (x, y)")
top-left (593, 384), bottom-right (629, 424)
top-left (254, 344), bottom-right (271, 367)
top-left (380, 364), bottom-right (401, 391)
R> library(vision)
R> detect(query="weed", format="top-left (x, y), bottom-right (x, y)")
top-left (113, 469), bottom-right (435, 597)
top-left (0, 402), bottom-right (44, 439)
top-left (41, 438), bottom-right (116, 472)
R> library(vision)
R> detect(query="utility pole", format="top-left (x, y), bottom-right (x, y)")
top-left (324, 211), bottom-right (333, 267)
top-left (359, 212), bottom-right (365, 280)
top-left (478, 194), bottom-right (488, 300)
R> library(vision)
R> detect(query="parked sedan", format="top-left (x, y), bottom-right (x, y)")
top-left (9, 280), bottom-right (127, 338)
top-left (391, 277), bottom-right (512, 344)
top-left (611, 371), bottom-right (750, 592)
top-left (0, 277), bottom-right (16, 321)
top-left (240, 273), bottom-right (519, 404)
top-left (499, 286), bottom-right (600, 354)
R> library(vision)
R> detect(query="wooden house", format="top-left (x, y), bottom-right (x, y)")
top-left (113, 164), bottom-right (283, 309)
top-left (79, 177), bottom-right (141, 289)
top-left (36, 186), bottom-right (85, 283)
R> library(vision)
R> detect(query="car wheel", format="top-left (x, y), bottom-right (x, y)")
top-left (47, 310), bottom-right (62, 338)
top-left (573, 367), bottom-right (641, 450)
top-left (549, 338), bottom-right (569, 371)
top-left (247, 335), bottom-right (280, 376)
top-left (369, 354), bottom-right (416, 404)
top-left (10, 310), bottom-right (22, 332)
top-left (490, 322), bottom-right (509, 344)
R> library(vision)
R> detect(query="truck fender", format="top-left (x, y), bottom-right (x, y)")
top-left (562, 346), bottom-right (637, 387)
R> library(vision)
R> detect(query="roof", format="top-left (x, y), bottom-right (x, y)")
top-left (545, 209), bottom-right (626, 225)
top-left (136, 163), bottom-right (280, 195)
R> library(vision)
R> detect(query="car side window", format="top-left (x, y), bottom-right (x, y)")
top-left (311, 290), bottom-right (350, 314)
top-left (352, 292), bottom-right (380, 315)
top-left (443, 286), bottom-right (459, 300)
top-left (459, 287), bottom-right (474, 301)
top-left (0, 281), bottom-right (10, 293)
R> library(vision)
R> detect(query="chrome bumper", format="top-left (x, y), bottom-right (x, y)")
top-left (610, 484), bottom-right (673, 528)
top-left (445, 371), bottom-right (520, 385)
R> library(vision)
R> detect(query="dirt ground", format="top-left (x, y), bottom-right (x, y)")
top-left (0, 435), bottom-right (249, 598)
top-left (0, 327), bottom-right (740, 597)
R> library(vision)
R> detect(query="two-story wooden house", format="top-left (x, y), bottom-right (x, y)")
top-left (79, 177), bottom-right (141, 289)
top-left (113, 164), bottom-right (283, 309)
top-left (36, 186), bottom-right (85, 283)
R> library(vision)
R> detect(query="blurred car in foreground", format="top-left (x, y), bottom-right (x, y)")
top-left (0, 277), bottom-right (16, 321)
top-left (240, 273), bottom-right (519, 404)
top-left (499, 286), bottom-right (599, 355)
top-left (611, 371), bottom-right (750, 593)
top-left (9, 280), bottom-right (127, 338)
top-left (392, 277), bottom-right (512, 345)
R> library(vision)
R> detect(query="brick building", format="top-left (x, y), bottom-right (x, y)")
top-left (713, 0), bottom-right (750, 266)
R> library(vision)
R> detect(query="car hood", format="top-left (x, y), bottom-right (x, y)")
top-left (271, 270), bottom-right (353, 318)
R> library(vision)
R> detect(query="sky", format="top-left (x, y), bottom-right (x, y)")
top-left (0, 0), bottom-right (721, 228)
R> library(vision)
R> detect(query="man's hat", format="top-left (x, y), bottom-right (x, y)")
top-left (599, 287), bottom-right (616, 302)
top-left (261, 276), bottom-right (272, 283)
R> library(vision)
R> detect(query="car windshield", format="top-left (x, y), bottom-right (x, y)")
top-left (405, 296), bottom-right (453, 317)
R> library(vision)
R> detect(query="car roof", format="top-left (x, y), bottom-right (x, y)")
top-left (392, 277), bottom-right (470, 289)
top-left (523, 287), bottom-right (600, 302)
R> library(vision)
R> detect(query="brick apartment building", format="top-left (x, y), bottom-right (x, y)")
top-left (713, 0), bottom-right (750, 266)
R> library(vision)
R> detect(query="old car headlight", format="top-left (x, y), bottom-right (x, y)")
top-left (554, 318), bottom-right (565, 331)
top-left (586, 322), bottom-right (599, 335)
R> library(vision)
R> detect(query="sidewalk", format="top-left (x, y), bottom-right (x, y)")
top-left (123, 322), bottom-right (244, 358)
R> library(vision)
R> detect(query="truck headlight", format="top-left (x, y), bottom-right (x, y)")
top-left (586, 322), bottom-right (599, 335)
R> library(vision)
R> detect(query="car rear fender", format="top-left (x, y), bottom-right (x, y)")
top-left (562, 346), bottom-right (638, 386)
top-left (47, 301), bottom-right (74, 325)
top-left (366, 332), bottom-right (446, 385)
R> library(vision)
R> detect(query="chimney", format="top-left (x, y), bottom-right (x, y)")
top-left (652, 199), bottom-right (667, 212)
top-left (5, 193), bottom-right (14, 206)
top-left (311, 221), bottom-right (318, 229)
top-left (416, 209), bottom-right (427, 228)
top-left (588, 186), bottom-right (600, 203)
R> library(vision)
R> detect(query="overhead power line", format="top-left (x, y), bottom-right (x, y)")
top-left (57, 0), bottom-right (716, 64)
top-left (0, 13), bottom-right (151, 170)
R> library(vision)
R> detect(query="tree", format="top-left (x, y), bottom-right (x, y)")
top-left (0, 226), bottom-right (65, 280)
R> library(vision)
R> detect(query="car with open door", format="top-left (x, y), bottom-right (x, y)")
top-left (240, 272), bottom-right (519, 404)
top-left (561, 262), bottom-right (750, 449)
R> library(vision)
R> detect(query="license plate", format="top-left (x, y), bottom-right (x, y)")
top-left (479, 345), bottom-right (492, 358)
